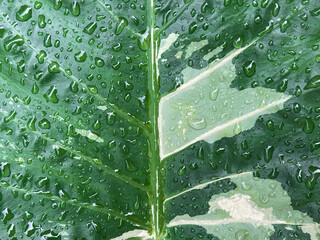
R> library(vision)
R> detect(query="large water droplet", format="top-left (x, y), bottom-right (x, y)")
top-left (115, 17), bottom-right (128, 35)
top-left (71, 1), bottom-right (80, 16)
top-left (74, 50), bottom-right (87, 62)
top-left (0, 162), bottom-right (10, 177)
top-left (303, 117), bottom-right (314, 134)
top-left (188, 116), bottom-right (207, 130)
top-left (83, 22), bottom-right (97, 35)
top-left (209, 87), bottom-right (219, 101)
top-left (233, 35), bottom-right (244, 48)
top-left (305, 75), bottom-right (320, 89)
top-left (264, 145), bottom-right (274, 162)
top-left (243, 61), bottom-right (256, 77)
top-left (39, 118), bottom-right (51, 129)
top-left (43, 86), bottom-right (59, 103)
top-left (16, 5), bottom-right (32, 22)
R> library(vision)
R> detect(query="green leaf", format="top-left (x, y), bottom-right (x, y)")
top-left (0, 0), bottom-right (319, 239)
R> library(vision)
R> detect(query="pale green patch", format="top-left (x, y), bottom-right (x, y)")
top-left (97, 105), bottom-right (108, 111)
top-left (159, 45), bottom-right (290, 159)
top-left (75, 128), bottom-right (104, 143)
top-left (111, 229), bottom-right (152, 240)
top-left (203, 46), bottom-right (224, 61)
top-left (175, 51), bottom-right (183, 59)
top-left (185, 39), bottom-right (209, 58)
top-left (158, 33), bottom-right (179, 59)
top-left (168, 174), bottom-right (320, 240)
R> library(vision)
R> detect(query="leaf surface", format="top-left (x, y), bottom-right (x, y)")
top-left (0, 0), bottom-right (320, 239)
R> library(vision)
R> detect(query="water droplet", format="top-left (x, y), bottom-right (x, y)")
top-left (44, 34), bottom-right (52, 47)
top-left (305, 75), bottom-right (320, 89)
top-left (58, 189), bottom-right (70, 201)
top-left (233, 35), bottom-right (244, 48)
top-left (32, 83), bottom-right (39, 94)
top-left (36, 50), bottom-right (47, 64)
top-left (4, 110), bottom-right (17, 123)
top-left (0, 162), bottom-right (10, 177)
top-left (83, 22), bottom-right (97, 35)
top-left (27, 116), bottom-right (37, 131)
top-left (303, 117), bottom-right (314, 134)
top-left (74, 50), bottom-right (87, 62)
top-left (209, 87), bottom-right (219, 101)
top-left (48, 62), bottom-right (60, 73)
top-left (2, 208), bottom-right (14, 223)
top-left (112, 43), bottom-right (122, 52)
top-left (310, 7), bottom-right (320, 16)
top-left (36, 177), bottom-right (49, 187)
top-left (16, 5), bottom-right (32, 22)
top-left (38, 14), bottom-right (46, 28)
top-left (235, 229), bottom-right (249, 240)
top-left (38, 118), bottom-right (51, 129)
top-left (233, 122), bottom-right (242, 134)
top-left (273, 3), bottom-right (280, 16)
top-left (71, 1), bottom-right (80, 16)
top-left (125, 159), bottom-right (138, 172)
top-left (224, 0), bottom-right (231, 6)
top-left (264, 145), bottom-right (274, 162)
top-left (189, 22), bottom-right (197, 34)
top-left (107, 112), bottom-right (116, 125)
top-left (115, 17), bottom-right (128, 35)
top-left (7, 223), bottom-right (15, 237)
top-left (95, 57), bottom-right (105, 67)
top-left (138, 28), bottom-right (150, 51)
top-left (53, 0), bottom-right (62, 10)
top-left (177, 166), bottom-right (186, 176)
top-left (43, 86), bottom-right (59, 103)
top-left (188, 116), bottom-right (207, 130)
top-left (87, 85), bottom-right (98, 94)
top-left (4, 35), bottom-right (24, 51)
top-left (243, 61), bottom-right (256, 77)
top-left (280, 20), bottom-right (291, 33)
